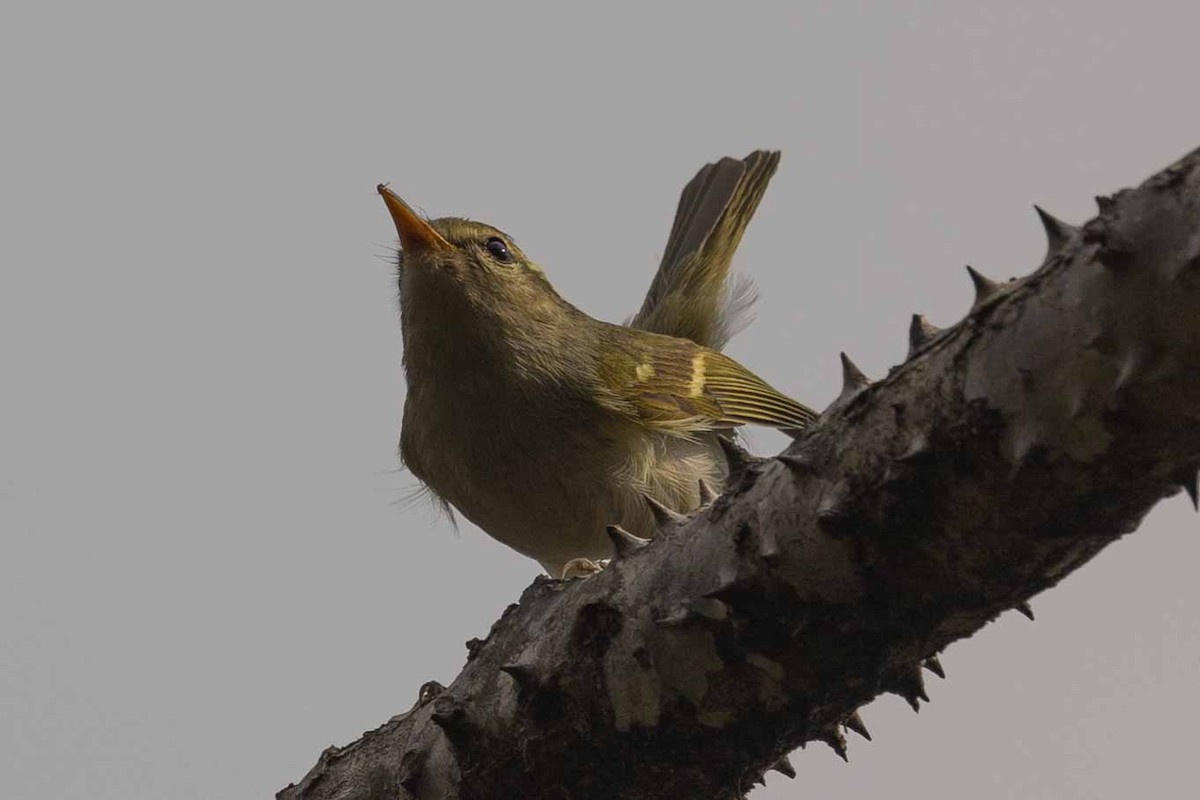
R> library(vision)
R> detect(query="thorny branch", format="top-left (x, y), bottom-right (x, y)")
top-left (279, 146), bottom-right (1200, 800)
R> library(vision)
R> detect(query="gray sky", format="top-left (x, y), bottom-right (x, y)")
top-left (2, 2), bottom-right (1198, 798)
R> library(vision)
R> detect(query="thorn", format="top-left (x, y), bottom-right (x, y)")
top-left (644, 495), bottom-right (687, 528)
top-left (1095, 194), bottom-right (1116, 214)
top-left (753, 775), bottom-right (766, 787)
top-left (429, 696), bottom-right (470, 741)
top-left (894, 434), bottom-right (933, 463)
top-left (923, 654), bottom-right (946, 680)
top-left (1093, 224), bottom-right (1137, 271)
top-left (1067, 389), bottom-right (1087, 419)
top-left (654, 608), bottom-right (690, 627)
top-left (688, 597), bottom-right (730, 622)
top-left (398, 749), bottom-right (424, 790)
top-left (880, 462), bottom-right (907, 489)
top-left (783, 427), bottom-right (811, 442)
top-left (1169, 249), bottom-right (1200, 281)
top-left (844, 711), bottom-right (872, 741)
top-left (702, 577), bottom-right (738, 603)
top-left (770, 755), bottom-right (796, 780)
top-left (499, 663), bottom-right (540, 692)
top-left (816, 493), bottom-right (851, 533)
top-left (816, 504), bottom-right (843, 526)
top-left (605, 524), bottom-right (650, 559)
top-left (717, 435), bottom-right (757, 486)
top-left (1033, 205), bottom-right (1078, 260)
top-left (655, 598), bottom-right (730, 626)
top-left (757, 527), bottom-right (780, 563)
top-left (889, 665), bottom-right (928, 712)
top-left (966, 265), bottom-right (1001, 308)
top-left (1181, 472), bottom-right (1199, 510)
top-left (1113, 348), bottom-right (1143, 393)
top-left (908, 314), bottom-right (942, 358)
top-left (1010, 425), bottom-right (1040, 466)
top-left (839, 352), bottom-right (871, 399)
top-left (777, 451), bottom-right (817, 475)
top-left (819, 727), bottom-right (849, 762)
top-left (1016, 601), bottom-right (1035, 621)
top-left (697, 478), bottom-right (718, 506)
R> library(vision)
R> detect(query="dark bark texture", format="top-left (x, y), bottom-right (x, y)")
top-left (279, 146), bottom-right (1200, 800)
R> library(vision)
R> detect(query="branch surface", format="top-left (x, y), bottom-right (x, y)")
top-left (280, 146), bottom-right (1200, 800)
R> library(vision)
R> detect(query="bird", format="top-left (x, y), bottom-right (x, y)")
top-left (378, 150), bottom-right (817, 577)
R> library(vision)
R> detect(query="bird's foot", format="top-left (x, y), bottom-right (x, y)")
top-left (559, 558), bottom-right (608, 580)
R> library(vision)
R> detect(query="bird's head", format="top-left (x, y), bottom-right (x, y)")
top-left (377, 184), bottom-right (565, 320)
top-left (377, 184), bottom-right (586, 379)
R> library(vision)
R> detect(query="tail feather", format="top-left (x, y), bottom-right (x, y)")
top-left (629, 150), bottom-right (780, 350)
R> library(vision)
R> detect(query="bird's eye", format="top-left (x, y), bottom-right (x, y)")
top-left (485, 236), bottom-right (512, 263)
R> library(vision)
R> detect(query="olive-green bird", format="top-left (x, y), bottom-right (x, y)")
top-left (379, 151), bottom-right (816, 577)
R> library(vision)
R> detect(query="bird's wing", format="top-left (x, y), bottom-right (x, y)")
top-left (598, 332), bottom-right (818, 435)
top-left (628, 150), bottom-right (780, 350)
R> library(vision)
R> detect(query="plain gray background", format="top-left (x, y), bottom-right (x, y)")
top-left (2, 2), bottom-right (1198, 798)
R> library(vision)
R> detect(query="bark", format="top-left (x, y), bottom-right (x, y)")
top-left (279, 146), bottom-right (1200, 800)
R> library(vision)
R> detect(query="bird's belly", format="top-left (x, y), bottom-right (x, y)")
top-left (402, 403), bottom-right (722, 574)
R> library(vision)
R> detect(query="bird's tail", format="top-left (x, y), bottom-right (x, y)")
top-left (628, 150), bottom-right (780, 351)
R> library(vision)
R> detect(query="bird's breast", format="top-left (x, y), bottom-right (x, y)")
top-left (399, 375), bottom-right (724, 573)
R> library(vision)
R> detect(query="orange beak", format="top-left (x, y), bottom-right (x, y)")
top-left (377, 184), bottom-right (453, 254)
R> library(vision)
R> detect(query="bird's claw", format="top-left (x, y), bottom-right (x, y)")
top-left (560, 558), bottom-right (608, 580)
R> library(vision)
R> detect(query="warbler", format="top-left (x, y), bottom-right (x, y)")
top-left (379, 151), bottom-right (817, 577)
